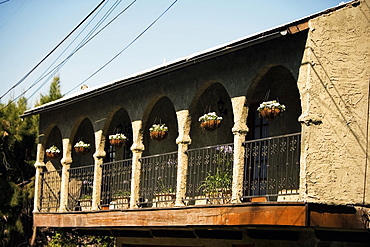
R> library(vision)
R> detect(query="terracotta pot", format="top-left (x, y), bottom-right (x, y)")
top-left (109, 139), bottom-right (126, 147)
top-left (45, 152), bottom-right (60, 159)
top-left (259, 107), bottom-right (282, 121)
top-left (150, 130), bottom-right (168, 141)
top-left (200, 120), bottom-right (221, 131)
top-left (74, 147), bottom-right (91, 155)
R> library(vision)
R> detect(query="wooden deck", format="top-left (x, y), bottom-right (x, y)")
top-left (33, 202), bottom-right (365, 230)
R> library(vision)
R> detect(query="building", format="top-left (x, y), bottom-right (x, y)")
top-left (22, 1), bottom-right (370, 246)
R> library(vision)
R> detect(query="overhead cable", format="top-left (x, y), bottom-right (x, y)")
top-left (65, 0), bottom-right (178, 95)
top-left (0, 0), bottom-right (107, 101)
top-left (22, 0), bottom-right (136, 103)
top-left (26, 0), bottom-right (125, 101)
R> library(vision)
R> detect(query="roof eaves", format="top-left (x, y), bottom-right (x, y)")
top-left (21, 1), bottom-right (353, 118)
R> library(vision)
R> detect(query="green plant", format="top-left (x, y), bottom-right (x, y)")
top-left (149, 123), bottom-right (168, 132)
top-left (114, 190), bottom-right (130, 197)
top-left (80, 194), bottom-right (92, 200)
top-left (46, 145), bottom-right (60, 154)
top-left (257, 100), bottom-right (286, 112)
top-left (74, 140), bottom-right (91, 148)
top-left (199, 168), bottom-right (232, 196)
top-left (198, 112), bottom-right (222, 122)
top-left (157, 176), bottom-right (174, 193)
top-left (109, 133), bottom-right (127, 140)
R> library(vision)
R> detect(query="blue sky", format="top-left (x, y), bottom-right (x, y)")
top-left (0, 0), bottom-right (345, 105)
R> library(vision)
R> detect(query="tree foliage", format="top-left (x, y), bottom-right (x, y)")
top-left (36, 76), bottom-right (63, 106)
top-left (0, 96), bottom-right (37, 247)
top-left (0, 76), bottom-right (62, 246)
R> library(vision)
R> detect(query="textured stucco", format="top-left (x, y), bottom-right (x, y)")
top-left (32, 1), bottom-right (370, 212)
top-left (298, 0), bottom-right (370, 205)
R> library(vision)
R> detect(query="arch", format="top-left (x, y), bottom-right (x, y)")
top-left (246, 65), bottom-right (301, 138)
top-left (189, 81), bottom-right (234, 148)
top-left (71, 117), bottom-right (95, 168)
top-left (44, 125), bottom-right (63, 170)
top-left (103, 107), bottom-right (133, 162)
top-left (142, 96), bottom-right (178, 156)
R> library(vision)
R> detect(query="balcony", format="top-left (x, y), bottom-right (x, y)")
top-left (37, 133), bottom-right (301, 212)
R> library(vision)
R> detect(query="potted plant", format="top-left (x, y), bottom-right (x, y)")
top-left (199, 168), bottom-right (232, 204)
top-left (74, 141), bottom-right (91, 154)
top-left (79, 195), bottom-right (92, 211)
top-left (45, 145), bottom-right (61, 159)
top-left (257, 100), bottom-right (286, 121)
top-left (198, 112), bottom-right (223, 131)
top-left (109, 133), bottom-right (127, 147)
top-left (149, 123), bottom-right (168, 141)
top-left (110, 190), bottom-right (130, 209)
top-left (154, 176), bottom-right (175, 207)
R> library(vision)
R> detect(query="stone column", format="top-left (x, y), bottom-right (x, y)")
top-left (129, 120), bottom-right (145, 208)
top-left (59, 138), bottom-right (73, 212)
top-left (231, 96), bottom-right (249, 203)
top-left (91, 130), bottom-right (106, 211)
top-left (175, 110), bottom-right (192, 206)
top-left (33, 143), bottom-right (46, 212)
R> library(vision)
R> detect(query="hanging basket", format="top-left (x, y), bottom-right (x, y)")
top-left (109, 139), bottom-right (126, 147)
top-left (74, 146), bottom-right (91, 155)
top-left (200, 119), bottom-right (221, 131)
top-left (45, 152), bottom-right (60, 159)
top-left (150, 130), bottom-right (168, 141)
top-left (259, 107), bottom-right (283, 121)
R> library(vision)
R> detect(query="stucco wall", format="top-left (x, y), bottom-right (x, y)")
top-left (298, 0), bottom-right (370, 205)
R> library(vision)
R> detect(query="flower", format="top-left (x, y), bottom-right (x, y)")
top-left (46, 145), bottom-right (60, 154)
top-left (149, 123), bottom-right (168, 132)
top-left (74, 141), bottom-right (91, 148)
top-left (257, 100), bottom-right (286, 112)
top-left (109, 133), bottom-right (127, 140)
top-left (198, 112), bottom-right (223, 122)
top-left (216, 145), bottom-right (233, 154)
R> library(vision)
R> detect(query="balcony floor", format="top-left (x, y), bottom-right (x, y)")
top-left (33, 202), bottom-right (364, 230)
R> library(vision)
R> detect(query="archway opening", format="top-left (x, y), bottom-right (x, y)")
top-left (189, 82), bottom-right (233, 148)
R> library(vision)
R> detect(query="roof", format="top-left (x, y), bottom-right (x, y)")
top-left (22, 1), bottom-right (352, 118)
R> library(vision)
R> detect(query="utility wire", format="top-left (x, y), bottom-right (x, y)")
top-left (0, 0), bottom-right (26, 30)
top-left (66, 0), bottom-right (178, 95)
top-left (20, 0), bottom-right (136, 103)
top-left (26, 0), bottom-right (124, 101)
top-left (0, 0), bottom-right (107, 101)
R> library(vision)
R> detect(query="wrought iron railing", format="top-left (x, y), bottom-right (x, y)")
top-left (100, 159), bottom-right (132, 209)
top-left (138, 151), bottom-right (178, 208)
top-left (67, 165), bottom-right (95, 211)
top-left (186, 144), bottom-right (234, 205)
top-left (242, 132), bottom-right (301, 201)
top-left (39, 169), bottom-right (62, 212)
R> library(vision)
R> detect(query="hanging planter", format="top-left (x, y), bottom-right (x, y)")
top-left (257, 100), bottom-right (286, 121)
top-left (109, 133), bottom-right (127, 147)
top-left (74, 141), bottom-right (91, 155)
top-left (198, 112), bottom-right (223, 131)
top-left (149, 123), bottom-right (168, 141)
top-left (45, 145), bottom-right (61, 159)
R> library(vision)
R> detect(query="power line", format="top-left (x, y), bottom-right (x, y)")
top-left (25, 0), bottom-right (125, 101)
top-left (0, 0), bottom-right (26, 30)
top-left (66, 0), bottom-right (179, 95)
top-left (0, 0), bottom-right (107, 101)
top-left (23, 0), bottom-right (136, 103)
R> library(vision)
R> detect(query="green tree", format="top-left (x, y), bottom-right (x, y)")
top-left (0, 96), bottom-right (38, 247)
top-left (36, 76), bottom-right (63, 106)
top-left (0, 76), bottom-right (62, 246)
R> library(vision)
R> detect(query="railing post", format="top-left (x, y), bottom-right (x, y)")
top-left (34, 143), bottom-right (46, 212)
top-left (231, 96), bottom-right (249, 203)
top-left (130, 120), bottom-right (145, 208)
top-left (92, 130), bottom-right (106, 211)
top-left (59, 138), bottom-right (72, 212)
top-left (175, 110), bottom-right (192, 207)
